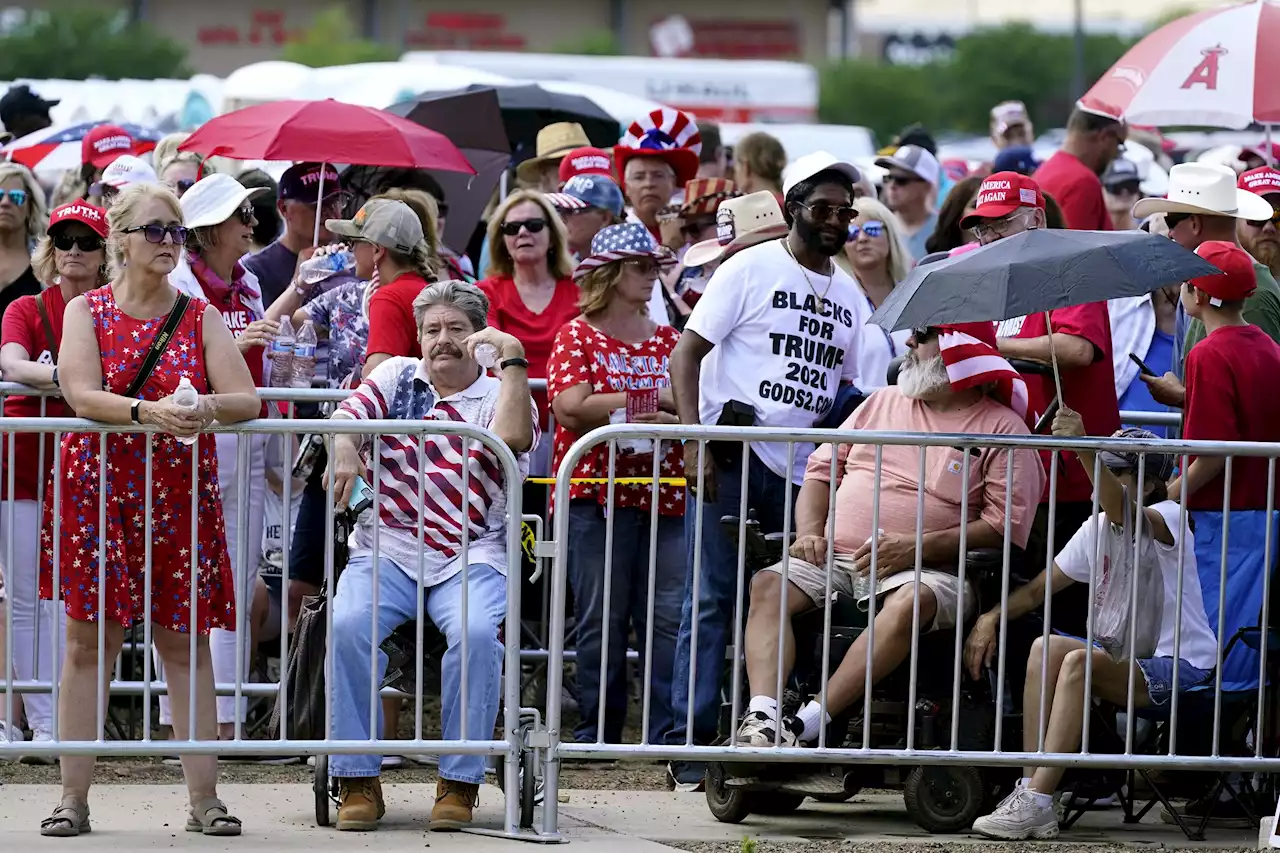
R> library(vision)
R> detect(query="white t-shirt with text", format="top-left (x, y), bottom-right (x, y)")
top-left (1055, 500), bottom-right (1218, 670)
top-left (686, 240), bottom-right (868, 483)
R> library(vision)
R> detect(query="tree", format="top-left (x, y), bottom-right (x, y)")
top-left (281, 5), bottom-right (397, 68)
top-left (0, 6), bottom-right (190, 80)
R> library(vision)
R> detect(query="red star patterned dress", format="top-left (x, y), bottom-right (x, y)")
top-left (546, 317), bottom-right (685, 516)
top-left (39, 286), bottom-right (235, 633)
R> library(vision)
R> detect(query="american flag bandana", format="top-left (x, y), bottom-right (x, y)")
top-left (936, 322), bottom-right (1031, 426)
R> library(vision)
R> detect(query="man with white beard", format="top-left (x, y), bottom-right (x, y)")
top-left (731, 323), bottom-right (1045, 749)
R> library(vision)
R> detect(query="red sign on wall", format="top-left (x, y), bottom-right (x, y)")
top-left (403, 11), bottom-right (527, 50)
top-left (658, 19), bottom-right (800, 59)
top-left (197, 10), bottom-right (290, 47)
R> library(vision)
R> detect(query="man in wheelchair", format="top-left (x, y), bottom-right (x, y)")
top-left (735, 323), bottom-right (1044, 749)
top-left (322, 281), bottom-right (537, 832)
top-left (966, 410), bottom-right (1218, 841)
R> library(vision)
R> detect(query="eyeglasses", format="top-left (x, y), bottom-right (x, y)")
top-left (971, 211), bottom-right (1032, 242)
top-left (235, 202), bottom-right (255, 225)
top-left (796, 201), bottom-right (857, 225)
top-left (500, 218), bottom-right (546, 236)
top-left (848, 220), bottom-right (886, 240)
top-left (123, 224), bottom-right (189, 244)
top-left (622, 257), bottom-right (659, 276)
top-left (53, 234), bottom-right (104, 252)
top-left (884, 174), bottom-right (923, 187)
top-left (0, 189), bottom-right (28, 207)
top-left (1247, 210), bottom-right (1280, 228)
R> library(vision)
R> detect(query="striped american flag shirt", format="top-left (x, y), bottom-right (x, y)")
top-left (332, 357), bottom-right (536, 586)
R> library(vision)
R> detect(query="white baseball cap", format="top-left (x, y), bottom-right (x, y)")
top-left (100, 154), bottom-right (158, 190)
top-left (782, 151), bottom-right (863, 197)
top-left (180, 173), bottom-right (268, 230)
top-left (875, 144), bottom-right (941, 187)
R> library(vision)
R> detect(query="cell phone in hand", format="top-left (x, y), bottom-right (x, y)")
top-left (348, 475), bottom-right (375, 516)
top-left (1128, 352), bottom-right (1158, 377)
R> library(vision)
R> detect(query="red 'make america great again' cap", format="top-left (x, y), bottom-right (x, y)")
top-left (960, 171), bottom-right (1045, 230)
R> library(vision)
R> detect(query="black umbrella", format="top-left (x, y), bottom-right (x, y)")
top-left (341, 89), bottom-right (511, 252)
top-left (869, 228), bottom-right (1220, 400)
top-left (454, 83), bottom-right (620, 167)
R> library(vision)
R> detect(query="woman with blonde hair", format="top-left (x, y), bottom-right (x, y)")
top-left (477, 190), bottom-right (579, 458)
top-left (0, 202), bottom-right (108, 754)
top-left (547, 221), bottom-right (684, 746)
top-left (38, 182), bottom-right (260, 835)
top-left (732, 132), bottom-right (787, 199)
top-left (0, 162), bottom-right (48, 321)
top-left (839, 196), bottom-right (914, 389)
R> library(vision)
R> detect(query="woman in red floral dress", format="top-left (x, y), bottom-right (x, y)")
top-left (547, 222), bottom-right (685, 747)
top-left (37, 184), bottom-right (260, 838)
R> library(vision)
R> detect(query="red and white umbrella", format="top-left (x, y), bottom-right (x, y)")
top-left (1081, 0), bottom-right (1280, 129)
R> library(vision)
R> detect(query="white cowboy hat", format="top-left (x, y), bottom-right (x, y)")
top-left (683, 190), bottom-right (789, 268)
top-left (1132, 162), bottom-right (1273, 221)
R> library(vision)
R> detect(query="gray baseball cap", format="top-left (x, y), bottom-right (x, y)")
top-left (326, 199), bottom-right (423, 254)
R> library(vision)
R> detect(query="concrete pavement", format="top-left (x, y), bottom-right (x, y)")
top-left (0, 784), bottom-right (1259, 850)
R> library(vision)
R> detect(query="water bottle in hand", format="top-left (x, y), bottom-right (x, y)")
top-left (290, 320), bottom-right (317, 389)
top-left (269, 315), bottom-right (295, 387)
top-left (853, 528), bottom-right (886, 604)
top-left (298, 249), bottom-right (356, 285)
top-left (173, 376), bottom-right (200, 447)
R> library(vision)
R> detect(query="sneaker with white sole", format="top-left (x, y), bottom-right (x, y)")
top-left (973, 789), bottom-right (1060, 840)
top-left (734, 711), bottom-right (800, 748)
top-left (20, 729), bottom-right (54, 765)
top-left (0, 721), bottom-right (24, 760)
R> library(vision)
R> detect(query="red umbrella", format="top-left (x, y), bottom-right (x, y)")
top-left (178, 99), bottom-right (476, 173)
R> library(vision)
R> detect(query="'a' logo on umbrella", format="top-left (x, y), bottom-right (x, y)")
top-left (1181, 44), bottom-right (1229, 91)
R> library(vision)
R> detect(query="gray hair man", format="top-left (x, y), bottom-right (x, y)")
top-left (322, 279), bottom-right (536, 832)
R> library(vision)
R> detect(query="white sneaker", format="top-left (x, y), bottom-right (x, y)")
top-left (381, 755), bottom-right (405, 770)
top-left (20, 729), bottom-right (54, 765)
top-left (973, 789), bottom-right (1060, 840)
top-left (0, 721), bottom-right (24, 760)
top-left (734, 711), bottom-right (799, 748)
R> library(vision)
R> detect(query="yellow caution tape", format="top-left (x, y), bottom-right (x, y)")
top-left (527, 477), bottom-right (687, 486)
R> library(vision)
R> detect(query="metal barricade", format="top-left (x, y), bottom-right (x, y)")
top-left (540, 422), bottom-right (1280, 838)
top-left (0, 414), bottom-right (544, 840)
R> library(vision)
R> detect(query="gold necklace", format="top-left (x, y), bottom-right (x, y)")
top-left (784, 240), bottom-right (835, 302)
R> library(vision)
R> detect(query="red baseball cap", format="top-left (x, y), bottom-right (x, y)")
top-left (558, 146), bottom-right (613, 183)
top-left (959, 171), bottom-right (1045, 230)
top-left (1242, 142), bottom-right (1280, 163)
top-left (1190, 241), bottom-right (1257, 304)
top-left (48, 201), bottom-right (108, 238)
top-left (81, 124), bottom-right (137, 170)
top-left (1239, 167), bottom-right (1280, 199)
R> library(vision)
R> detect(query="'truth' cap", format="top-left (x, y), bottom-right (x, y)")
top-left (48, 201), bottom-right (107, 238)
top-left (326, 198), bottom-right (424, 254)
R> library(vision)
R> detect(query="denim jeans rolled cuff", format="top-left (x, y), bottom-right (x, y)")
top-left (565, 501), bottom-right (685, 745)
top-left (328, 552), bottom-right (507, 783)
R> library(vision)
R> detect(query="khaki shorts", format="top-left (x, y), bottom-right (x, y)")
top-left (760, 555), bottom-right (973, 633)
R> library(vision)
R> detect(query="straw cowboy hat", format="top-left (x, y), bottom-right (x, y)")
top-left (683, 190), bottom-right (789, 268)
top-left (1132, 162), bottom-right (1273, 221)
top-left (516, 122), bottom-right (591, 183)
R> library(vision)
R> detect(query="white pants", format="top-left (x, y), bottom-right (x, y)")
top-left (159, 432), bottom-right (266, 725)
top-left (0, 500), bottom-right (64, 733)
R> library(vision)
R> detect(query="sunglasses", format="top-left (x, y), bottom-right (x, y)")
top-left (500, 218), bottom-right (546, 236)
top-left (123, 224), bottom-right (189, 244)
top-left (622, 257), bottom-right (660, 276)
top-left (174, 179), bottom-right (196, 196)
top-left (53, 234), bottom-right (104, 252)
top-left (885, 174), bottom-right (923, 187)
top-left (848, 220), bottom-right (885, 240)
top-left (1162, 212), bottom-right (1193, 232)
top-left (911, 326), bottom-right (938, 342)
top-left (796, 201), bottom-right (857, 225)
top-left (0, 189), bottom-right (28, 207)
top-left (235, 202), bottom-right (255, 225)
top-left (1248, 210), bottom-right (1280, 228)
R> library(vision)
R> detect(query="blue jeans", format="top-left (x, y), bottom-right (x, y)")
top-left (566, 501), bottom-right (685, 744)
top-left (329, 553), bottom-right (507, 784)
top-left (667, 449), bottom-right (794, 754)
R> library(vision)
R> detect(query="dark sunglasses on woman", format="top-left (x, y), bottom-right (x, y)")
top-left (235, 203), bottom-right (255, 225)
top-left (53, 234), bottom-right (104, 252)
top-left (500, 218), bottom-right (546, 236)
top-left (123, 224), bottom-right (189, 244)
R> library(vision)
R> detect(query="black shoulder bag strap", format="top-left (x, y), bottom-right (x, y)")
top-left (35, 292), bottom-right (58, 365)
top-left (123, 293), bottom-right (191, 399)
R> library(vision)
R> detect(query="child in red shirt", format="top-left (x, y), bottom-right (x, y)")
top-left (1173, 241), bottom-right (1280, 510)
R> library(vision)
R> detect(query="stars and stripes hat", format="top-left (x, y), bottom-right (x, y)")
top-left (572, 222), bottom-right (676, 282)
top-left (614, 108), bottom-right (702, 190)
top-left (934, 322), bottom-right (1031, 426)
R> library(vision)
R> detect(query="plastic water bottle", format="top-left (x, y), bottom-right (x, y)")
top-left (297, 249), bottom-right (356, 285)
top-left (290, 320), bottom-right (317, 388)
top-left (173, 376), bottom-right (200, 446)
top-left (853, 528), bottom-right (886, 604)
top-left (269, 316), bottom-right (295, 387)
top-left (474, 343), bottom-right (499, 369)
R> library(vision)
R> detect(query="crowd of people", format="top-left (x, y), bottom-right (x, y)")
top-left (0, 83), bottom-right (1278, 839)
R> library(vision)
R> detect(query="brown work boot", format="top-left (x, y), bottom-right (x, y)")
top-left (430, 778), bottom-right (479, 831)
top-left (336, 776), bottom-right (385, 831)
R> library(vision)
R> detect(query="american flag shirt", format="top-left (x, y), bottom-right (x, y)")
top-left (333, 357), bottom-right (537, 587)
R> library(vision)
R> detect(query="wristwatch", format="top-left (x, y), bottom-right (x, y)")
top-left (130, 400), bottom-right (143, 424)
top-left (50, 366), bottom-right (59, 388)
top-left (500, 357), bottom-right (529, 372)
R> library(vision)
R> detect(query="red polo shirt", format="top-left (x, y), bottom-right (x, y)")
top-left (1, 289), bottom-right (70, 501)
top-left (366, 272), bottom-right (432, 360)
top-left (1034, 151), bottom-right (1114, 231)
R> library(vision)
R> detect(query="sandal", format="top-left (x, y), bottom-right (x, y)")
top-left (40, 797), bottom-right (91, 837)
top-left (185, 797), bottom-right (242, 836)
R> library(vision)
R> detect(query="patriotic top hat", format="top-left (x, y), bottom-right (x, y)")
top-left (614, 108), bottom-right (702, 191)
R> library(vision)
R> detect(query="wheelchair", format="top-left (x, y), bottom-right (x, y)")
top-left (704, 512), bottom-right (1038, 833)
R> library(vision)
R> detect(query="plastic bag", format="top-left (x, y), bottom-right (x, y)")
top-left (1092, 489), bottom-right (1164, 662)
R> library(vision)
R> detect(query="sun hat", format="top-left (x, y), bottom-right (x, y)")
top-left (683, 190), bottom-right (789, 268)
top-left (180, 174), bottom-right (269, 230)
top-left (100, 154), bottom-right (158, 190)
top-left (517, 122), bottom-right (591, 183)
top-left (326, 198), bottom-right (424, 254)
top-left (572, 222), bottom-right (676, 282)
top-left (782, 151), bottom-right (862, 197)
top-left (679, 177), bottom-right (739, 217)
top-left (960, 171), bottom-right (1046, 230)
top-left (1132, 162), bottom-right (1274, 221)
top-left (614, 108), bottom-right (702, 190)
top-left (48, 201), bottom-right (107, 238)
